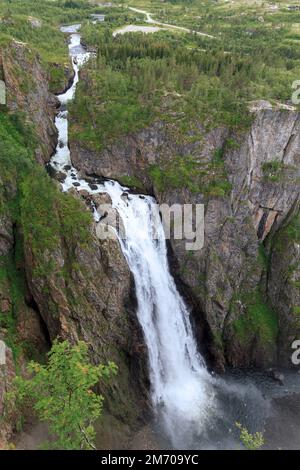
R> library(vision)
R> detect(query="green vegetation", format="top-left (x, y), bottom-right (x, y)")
top-left (128, 0), bottom-right (300, 72)
top-left (117, 174), bottom-right (144, 190)
top-left (20, 168), bottom-right (92, 277)
top-left (148, 152), bottom-right (231, 196)
top-left (233, 290), bottom-right (278, 345)
top-left (0, 253), bottom-right (25, 361)
top-left (6, 340), bottom-right (117, 449)
top-left (0, 0), bottom-right (105, 91)
top-left (262, 160), bottom-right (289, 182)
top-left (236, 422), bottom-right (264, 450)
top-left (286, 212), bottom-right (300, 243)
top-left (0, 102), bottom-right (91, 365)
top-left (70, 29), bottom-right (253, 150)
top-left (69, 0), bottom-right (300, 150)
top-left (0, 111), bottom-right (92, 279)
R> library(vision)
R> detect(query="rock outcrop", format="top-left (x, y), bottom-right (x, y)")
top-left (0, 43), bottom-right (149, 445)
top-left (0, 40), bottom-right (58, 164)
top-left (268, 219), bottom-right (300, 367)
top-left (23, 202), bottom-right (149, 429)
top-left (70, 101), bottom-right (300, 370)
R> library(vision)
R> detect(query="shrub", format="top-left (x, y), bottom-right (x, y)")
top-left (5, 340), bottom-right (117, 450)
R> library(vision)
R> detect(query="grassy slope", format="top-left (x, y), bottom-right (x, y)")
top-left (0, 0), bottom-right (93, 359)
top-left (70, 0), bottom-right (300, 153)
top-left (71, 0), bottom-right (298, 350)
top-left (0, 0), bottom-right (104, 90)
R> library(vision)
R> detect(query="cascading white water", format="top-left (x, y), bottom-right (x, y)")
top-left (50, 26), bottom-right (216, 449)
top-left (44, 19), bottom-right (300, 453)
top-left (101, 182), bottom-right (216, 448)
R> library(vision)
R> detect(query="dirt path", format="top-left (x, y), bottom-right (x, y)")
top-left (129, 6), bottom-right (216, 39)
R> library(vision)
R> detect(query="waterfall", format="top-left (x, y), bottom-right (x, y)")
top-left (50, 27), bottom-right (216, 449)
top-left (102, 182), bottom-right (216, 448)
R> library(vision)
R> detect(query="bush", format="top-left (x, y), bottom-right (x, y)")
top-left (236, 422), bottom-right (264, 450)
top-left (6, 340), bottom-right (117, 450)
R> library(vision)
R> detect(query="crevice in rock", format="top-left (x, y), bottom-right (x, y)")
top-left (281, 117), bottom-right (298, 163)
top-left (165, 240), bottom-right (215, 371)
top-left (10, 224), bottom-right (52, 355)
top-left (257, 210), bottom-right (269, 240)
top-left (256, 207), bottom-right (280, 241)
top-left (24, 294), bottom-right (52, 350)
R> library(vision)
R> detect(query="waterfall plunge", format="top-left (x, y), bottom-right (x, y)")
top-left (50, 28), bottom-right (216, 449)
top-left (102, 182), bottom-right (216, 448)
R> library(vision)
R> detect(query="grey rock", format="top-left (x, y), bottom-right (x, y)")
top-left (70, 108), bottom-right (300, 370)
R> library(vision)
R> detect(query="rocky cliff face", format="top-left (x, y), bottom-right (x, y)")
top-left (70, 101), bottom-right (300, 371)
top-left (0, 40), bottom-right (58, 164)
top-left (1, 33), bottom-right (299, 447)
top-left (0, 44), bottom-right (149, 445)
top-left (268, 218), bottom-right (300, 367)
top-left (23, 197), bottom-right (149, 429)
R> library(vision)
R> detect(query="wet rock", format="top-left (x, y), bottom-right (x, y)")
top-left (63, 165), bottom-right (71, 171)
top-left (270, 370), bottom-right (285, 385)
top-left (78, 189), bottom-right (90, 198)
top-left (92, 192), bottom-right (112, 208)
top-left (55, 171), bottom-right (66, 183)
top-left (72, 182), bottom-right (80, 187)
top-left (88, 183), bottom-right (99, 191)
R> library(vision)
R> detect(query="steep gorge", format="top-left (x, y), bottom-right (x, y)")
top-left (0, 35), bottom-right (149, 449)
top-left (70, 98), bottom-right (300, 371)
top-left (0, 10), bottom-right (300, 450)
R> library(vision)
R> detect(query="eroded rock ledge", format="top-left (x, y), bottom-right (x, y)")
top-left (70, 101), bottom-right (300, 370)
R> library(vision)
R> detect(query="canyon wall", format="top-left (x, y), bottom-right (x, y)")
top-left (70, 100), bottom-right (300, 371)
top-left (0, 41), bottom-right (149, 447)
top-left (1, 34), bottom-right (299, 449)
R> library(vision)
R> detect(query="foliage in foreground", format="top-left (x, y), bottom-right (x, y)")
top-left (6, 340), bottom-right (117, 450)
top-left (236, 422), bottom-right (264, 450)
